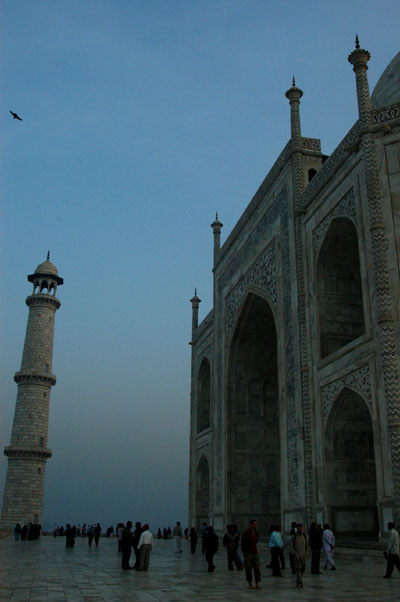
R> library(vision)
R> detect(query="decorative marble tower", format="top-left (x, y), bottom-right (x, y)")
top-left (0, 254), bottom-right (63, 528)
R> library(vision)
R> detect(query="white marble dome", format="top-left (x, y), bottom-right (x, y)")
top-left (371, 51), bottom-right (400, 108)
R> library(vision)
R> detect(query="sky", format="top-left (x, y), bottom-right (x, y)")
top-left (1, 0), bottom-right (399, 531)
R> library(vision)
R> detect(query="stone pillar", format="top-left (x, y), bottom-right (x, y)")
top-left (188, 289), bottom-right (201, 526)
top-left (285, 79), bottom-right (314, 524)
top-left (348, 38), bottom-right (400, 525)
top-left (210, 213), bottom-right (223, 267)
top-left (0, 255), bottom-right (63, 529)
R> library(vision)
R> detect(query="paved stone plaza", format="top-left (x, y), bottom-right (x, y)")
top-left (0, 535), bottom-right (398, 601)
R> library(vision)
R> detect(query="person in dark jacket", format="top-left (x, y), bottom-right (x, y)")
top-left (241, 519), bottom-right (261, 590)
top-left (309, 522), bottom-right (323, 574)
top-left (190, 527), bottom-right (198, 554)
top-left (203, 526), bottom-right (219, 572)
top-left (133, 522), bottom-right (143, 569)
top-left (121, 521), bottom-right (133, 570)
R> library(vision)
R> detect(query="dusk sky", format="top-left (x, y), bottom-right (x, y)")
top-left (1, 1), bottom-right (399, 531)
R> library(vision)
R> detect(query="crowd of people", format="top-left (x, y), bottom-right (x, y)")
top-left (13, 522), bottom-right (41, 541)
top-left (13, 518), bottom-right (400, 587)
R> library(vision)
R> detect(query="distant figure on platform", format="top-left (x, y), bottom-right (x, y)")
top-left (201, 522), bottom-right (207, 553)
top-left (309, 522), bottom-right (323, 574)
top-left (291, 523), bottom-right (307, 588)
top-left (14, 523), bottom-right (21, 541)
top-left (94, 523), bottom-right (102, 547)
top-left (190, 527), bottom-right (198, 554)
top-left (184, 527), bottom-right (189, 539)
top-left (65, 524), bottom-right (75, 548)
top-left (322, 523), bottom-right (336, 570)
top-left (133, 522), bottom-right (143, 569)
top-left (157, 528), bottom-right (162, 539)
top-left (173, 521), bottom-right (183, 554)
top-left (203, 526), bottom-right (219, 572)
top-left (383, 522), bottom-right (400, 578)
top-left (121, 521), bottom-right (133, 570)
top-left (117, 523), bottom-right (124, 552)
top-left (138, 524), bottom-right (153, 571)
top-left (241, 519), bottom-right (261, 590)
top-left (87, 524), bottom-right (94, 546)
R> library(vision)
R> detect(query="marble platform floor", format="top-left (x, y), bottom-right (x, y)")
top-left (0, 535), bottom-right (398, 601)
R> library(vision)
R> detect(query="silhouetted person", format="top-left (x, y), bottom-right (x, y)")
top-left (10, 111), bottom-right (22, 121)
top-left (190, 527), bottom-right (198, 554)
top-left (133, 522), bottom-right (143, 569)
top-left (94, 523), bottom-right (101, 546)
top-left (121, 521), bottom-right (133, 570)
top-left (203, 526), bottom-right (219, 572)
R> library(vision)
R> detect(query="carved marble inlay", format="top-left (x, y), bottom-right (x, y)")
top-left (312, 188), bottom-right (356, 258)
top-left (225, 242), bottom-right (276, 339)
top-left (321, 364), bottom-right (372, 425)
top-left (371, 103), bottom-right (400, 124)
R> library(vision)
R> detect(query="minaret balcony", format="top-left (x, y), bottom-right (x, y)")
top-left (26, 294), bottom-right (60, 309)
top-left (14, 372), bottom-right (56, 386)
top-left (4, 446), bottom-right (52, 460)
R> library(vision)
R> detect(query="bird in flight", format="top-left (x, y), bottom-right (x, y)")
top-left (10, 110), bottom-right (23, 121)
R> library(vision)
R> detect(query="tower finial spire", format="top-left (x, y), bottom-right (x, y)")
top-left (47, 250), bottom-right (50, 261)
top-left (355, 34), bottom-right (360, 49)
top-left (292, 75), bottom-right (296, 87)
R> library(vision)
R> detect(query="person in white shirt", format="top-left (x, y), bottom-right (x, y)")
top-left (383, 522), bottom-right (400, 578)
top-left (138, 524), bottom-right (153, 571)
top-left (322, 523), bottom-right (336, 570)
top-left (173, 521), bottom-right (183, 554)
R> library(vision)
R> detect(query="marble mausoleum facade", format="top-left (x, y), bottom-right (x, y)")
top-left (188, 41), bottom-right (400, 538)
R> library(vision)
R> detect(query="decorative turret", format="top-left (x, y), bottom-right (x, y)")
top-left (348, 35), bottom-right (372, 124)
top-left (285, 76), bottom-right (303, 144)
top-left (211, 213), bottom-right (223, 266)
top-left (190, 289), bottom-right (201, 338)
top-left (0, 254), bottom-right (63, 529)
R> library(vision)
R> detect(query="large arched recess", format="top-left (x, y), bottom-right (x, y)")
top-left (325, 388), bottom-right (378, 535)
top-left (317, 218), bottom-right (365, 359)
top-left (196, 455), bottom-right (210, 528)
top-left (197, 358), bottom-right (211, 433)
top-left (228, 292), bottom-right (280, 533)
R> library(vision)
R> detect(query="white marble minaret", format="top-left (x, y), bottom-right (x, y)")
top-left (0, 254), bottom-right (63, 528)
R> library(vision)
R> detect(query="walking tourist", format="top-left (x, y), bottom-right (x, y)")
top-left (291, 523), bottom-right (307, 588)
top-left (203, 526), bottom-right (219, 572)
top-left (14, 523), bottom-right (21, 541)
top-left (241, 519), bottom-right (261, 590)
top-left (383, 522), bottom-right (400, 578)
top-left (322, 523), bottom-right (336, 570)
top-left (87, 524), bottom-right (94, 546)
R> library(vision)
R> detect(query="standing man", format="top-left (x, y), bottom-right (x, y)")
top-left (173, 521), bottom-right (183, 554)
top-left (133, 522), bottom-right (143, 569)
top-left (121, 521), bottom-right (133, 570)
top-left (291, 523), bottom-right (308, 588)
top-left (383, 522), bottom-right (400, 578)
top-left (138, 524), bottom-right (153, 571)
top-left (94, 523), bottom-right (101, 547)
top-left (322, 523), bottom-right (336, 570)
top-left (241, 519), bottom-right (262, 590)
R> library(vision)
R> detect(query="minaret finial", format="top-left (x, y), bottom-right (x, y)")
top-left (292, 75), bottom-right (296, 87)
top-left (355, 34), bottom-right (360, 49)
top-left (216, 212), bottom-right (218, 220)
top-left (194, 287), bottom-right (197, 296)
top-left (47, 250), bottom-right (50, 261)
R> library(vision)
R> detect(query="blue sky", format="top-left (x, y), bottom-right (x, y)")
top-left (1, 0), bottom-right (399, 530)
